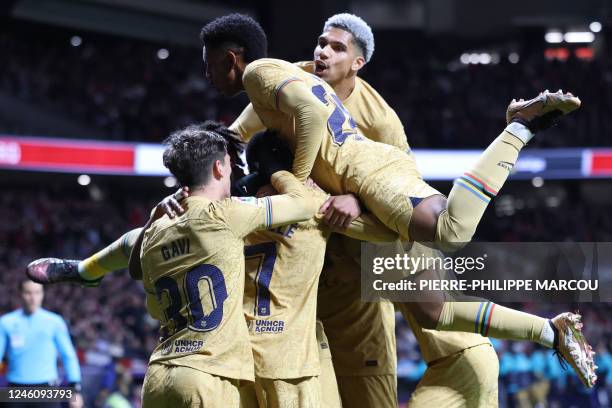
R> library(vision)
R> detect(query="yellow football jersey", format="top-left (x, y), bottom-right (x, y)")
top-left (395, 242), bottom-right (492, 363)
top-left (233, 61), bottom-right (408, 155)
top-left (242, 58), bottom-right (421, 195)
top-left (244, 187), bottom-right (398, 379)
top-left (317, 235), bottom-right (397, 377)
top-left (339, 81), bottom-right (409, 154)
top-left (140, 171), bottom-right (316, 381)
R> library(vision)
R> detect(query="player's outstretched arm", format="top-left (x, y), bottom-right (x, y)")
top-left (229, 103), bottom-right (266, 142)
top-left (225, 171), bottom-right (318, 239)
top-left (340, 213), bottom-right (399, 243)
top-left (275, 80), bottom-right (328, 181)
top-left (318, 193), bottom-right (398, 242)
top-left (266, 170), bottom-right (319, 227)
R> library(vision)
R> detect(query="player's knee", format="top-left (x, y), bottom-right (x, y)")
top-left (405, 301), bottom-right (443, 330)
top-left (434, 209), bottom-right (474, 253)
top-left (409, 195), bottom-right (446, 243)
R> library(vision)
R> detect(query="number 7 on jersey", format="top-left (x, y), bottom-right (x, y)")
top-left (245, 242), bottom-right (278, 317)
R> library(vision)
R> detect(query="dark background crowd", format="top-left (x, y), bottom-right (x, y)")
top-left (1, 8), bottom-right (611, 408)
top-left (1, 18), bottom-right (611, 148)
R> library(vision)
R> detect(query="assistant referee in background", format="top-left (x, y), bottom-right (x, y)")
top-left (0, 279), bottom-right (83, 407)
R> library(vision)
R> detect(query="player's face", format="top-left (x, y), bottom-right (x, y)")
top-left (21, 281), bottom-right (44, 312)
top-left (313, 27), bottom-right (362, 85)
top-left (203, 46), bottom-right (242, 97)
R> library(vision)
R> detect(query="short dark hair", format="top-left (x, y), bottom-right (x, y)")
top-left (163, 121), bottom-right (238, 187)
top-left (200, 13), bottom-right (267, 62)
top-left (246, 130), bottom-right (293, 175)
top-left (232, 130), bottom-right (293, 196)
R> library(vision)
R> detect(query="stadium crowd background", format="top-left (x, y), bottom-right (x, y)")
top-left (1, 18), bottom-right (611, 148)
top-left (1, 12), bottom-right (612, 408)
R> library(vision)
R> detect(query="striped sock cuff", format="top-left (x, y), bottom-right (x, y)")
top-left (263, 196), bottom-right (273, 227)
top-left (475, 302), bottom-right (496, 336)
top-left (458, 173), bottom-right (498, 199)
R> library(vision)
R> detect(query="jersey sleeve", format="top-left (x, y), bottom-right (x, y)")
top-left (276, 80), bottom-right (328, 181)
top-left (372, 106), bottom-right (410, 152)
top-left (339, 214), bottom-right (399, 242)
top-left (229, 103), bottom-right (266, 142)
top-left (223, 171), bottom-right (317, 237)
top-left (243, 60), bottom-right (289, 110)
top-left (314, 210), bottom-right (399, 242)
top-left (243, 60), bottom-right (329, 182)
top-left (311, 189), bottom-right (398, 242)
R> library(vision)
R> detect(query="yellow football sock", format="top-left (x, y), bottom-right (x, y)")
top-left (435, 129), bottom-right (526, 252)
top-left (436, 301), bottom-right (552, 347)
top-left (78, 228), bottom-right (142, 280)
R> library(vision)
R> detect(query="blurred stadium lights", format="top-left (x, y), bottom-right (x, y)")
top-left (531, 176), bottom-right (544, 188)
top-left (589, 21), bottom-right (602, 33)
top-left (460, 52), bottom-right (498, 65)
top-left (544, 31), bottom-right (563, 44)
top-left (89, 184), bottom-right (104, 201)
top-left (479, 53), bottom-right (491, 64)
top-left (545, 30), bottom-right (596, 44)
top-left (164, 176), bottom-right (177, 188)
top-left (77, 174), bottom-right (91, 186)
top-left (546, 196), bottom-right (561, 208)
top-left (157, 48), bottom-right (169, 60)
top-left (564, 31), bottom-right (595, 43)
top-left (544, 47), bottom-right (570, 61)
top-left (508, 52), bottom-right (520, 64)
top-left (575, 47), bottom-right (595, 60)
top-left (70, 35), bottom-right (82, 47)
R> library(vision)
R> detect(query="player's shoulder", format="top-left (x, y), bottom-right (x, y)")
top-left (144, 197), bottom-right (213, 241)
top-left (244, 58), bottom-right (296, 77)
top-left (214, 196), bottom-right (268, 215)
top-left (354, 76), bottom-right (393, 111)
top-left (294, 60), bottom-right (315, 74)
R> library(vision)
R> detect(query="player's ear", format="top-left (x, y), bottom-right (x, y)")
top-left (227, 49), bottom-right (237, 66)
top-left (351, 55), bottom-right (366, 72)
top-left (227, 48), bottom-right (245, 70)
top-left (212, 159), bottom-right (224, 179)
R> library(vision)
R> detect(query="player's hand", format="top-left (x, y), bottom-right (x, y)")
top-left (304, 178), bottom-right (319, 189)
top-left (256, 184), bottom-right (278, 198)
top-left (319, 194), bottom-right (362, 230)
top-left (160, 187), bottom-right (190, 219)
top-left (69, 392), bottom-right (84, 408)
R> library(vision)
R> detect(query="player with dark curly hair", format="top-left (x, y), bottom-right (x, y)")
top-left (200, 14), bottom-right (267, 97)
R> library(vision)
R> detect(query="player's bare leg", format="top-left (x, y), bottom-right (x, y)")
top-left (409, 90), bottom-right (581, 251)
